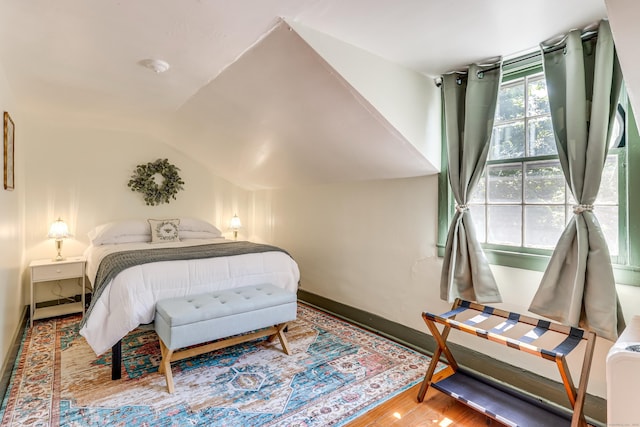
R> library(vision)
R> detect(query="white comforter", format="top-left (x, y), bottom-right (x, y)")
top-left (79, 239), bottom-right (300, 356)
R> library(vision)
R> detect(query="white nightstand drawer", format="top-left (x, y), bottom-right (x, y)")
top-left (32, 262), bottom-right (84, 282)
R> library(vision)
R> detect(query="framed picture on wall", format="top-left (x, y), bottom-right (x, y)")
top-left (4, 111), bottom-right (14, 190)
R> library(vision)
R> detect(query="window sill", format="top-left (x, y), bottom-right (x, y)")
top-left (436, 244), bottom-right (640, 287)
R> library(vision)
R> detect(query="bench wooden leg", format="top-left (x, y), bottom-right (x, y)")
top-left (158, 340), bottom-right (166, 374)
top-left (158, 339), bottom-right (175, 393)
top-left (268, 323), bottom-right (291, 355)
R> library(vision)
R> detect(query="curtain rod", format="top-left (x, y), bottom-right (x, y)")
top-left (434, 30), bottom-right (600, 87)
top-left (542, 30), bottom-right (599, 54)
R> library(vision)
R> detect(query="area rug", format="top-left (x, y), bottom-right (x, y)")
top-left (0, 303), bottom-right (439, 426)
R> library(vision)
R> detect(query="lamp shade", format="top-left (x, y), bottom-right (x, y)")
top-left (230, 214), bottom-right (242, 240)
top-left (230, 214), bottom-right (242, 230)
top-left (48, 218), bottom-right (69, 239)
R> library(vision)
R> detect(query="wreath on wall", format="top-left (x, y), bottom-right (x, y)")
top-left (128, 158), bottom-right (185, 206)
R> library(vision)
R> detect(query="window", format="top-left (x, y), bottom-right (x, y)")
top-left (469, 71), bottom-right (623, 259)
top-left (436, 54), bottom-right (640, 284)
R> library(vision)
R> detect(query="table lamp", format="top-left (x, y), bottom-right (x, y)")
top-left (48, 218), bottom-right (69, 261)
top-left (230, 214), bottom-right (242, 240)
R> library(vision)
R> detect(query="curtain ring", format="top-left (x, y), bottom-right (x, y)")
top-left (573, 204), bottom-right (593, 214)
top-left (456, 76), bottom-right (463, 85)
top-left (455, 204), bottom-right (469, 213)
top-left (477, 71), bottom-right (484, 79)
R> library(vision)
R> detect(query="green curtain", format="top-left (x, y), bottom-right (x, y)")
top-left (440, 62), bottom-right (503, 303)
top-left (529, 20), bottom-right (625, 341)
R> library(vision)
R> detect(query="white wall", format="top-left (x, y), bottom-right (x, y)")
top-left (0, 62), bottom-right (22, 373)
top-left (290, 21), bottom-right (441, 172)
top-left (251, 175), bottom-right (640, 400)
top-left (20, 116), bottom-right (250, 309)
top-left (252, 176), bottom-right (441, 323)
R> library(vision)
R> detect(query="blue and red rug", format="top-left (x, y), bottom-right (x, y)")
top-left (0, 304), bottom-right (438, 426)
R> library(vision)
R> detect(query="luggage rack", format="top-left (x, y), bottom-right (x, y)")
top-left (417, 298), bottom-right (596, 427)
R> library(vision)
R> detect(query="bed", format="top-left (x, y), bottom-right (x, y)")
top-left (78, 218), bottom-right (300, 379)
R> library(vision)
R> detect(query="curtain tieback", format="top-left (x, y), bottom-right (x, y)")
top-left (455, 204), bottom-right (469, 213)
top-left (573, 204), bottom-right (594, 214)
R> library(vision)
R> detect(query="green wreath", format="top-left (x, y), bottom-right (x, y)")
top-left (128, 158), bottom-right (185, 206)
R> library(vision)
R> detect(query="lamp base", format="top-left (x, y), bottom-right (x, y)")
top-left (53, 239), bottom-right (65, 262)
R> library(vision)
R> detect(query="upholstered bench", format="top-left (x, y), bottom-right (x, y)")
top-left (154, 284), bottom-right (297, 393)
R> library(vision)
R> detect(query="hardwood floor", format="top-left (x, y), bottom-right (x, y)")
top-left (347, 377), bottom-right (595, 427)
top-left (345, 382), bottom-right (494, 427)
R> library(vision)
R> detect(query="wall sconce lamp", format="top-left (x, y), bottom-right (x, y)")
top-left (48, 217), bottom-right (70, 261)
top-left (230, 214), bottom-right (242, 240)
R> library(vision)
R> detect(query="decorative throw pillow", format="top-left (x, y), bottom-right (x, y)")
top-left (148, 219), bottom-right (181, 243)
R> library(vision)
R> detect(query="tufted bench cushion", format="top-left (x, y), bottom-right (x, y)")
top-left (155, 285), bottom-right (297, 350)
top-left (154, 284), bottom-right (297, 393)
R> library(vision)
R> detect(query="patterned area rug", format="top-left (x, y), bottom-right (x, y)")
top-left (1, 304), bottom-right (438, 426)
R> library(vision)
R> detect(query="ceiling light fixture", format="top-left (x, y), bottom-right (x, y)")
top-left (139, 58), bottom-right (170, 74)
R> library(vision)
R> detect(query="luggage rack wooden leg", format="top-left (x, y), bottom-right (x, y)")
top-left (417, 301), bottom-right (461, 402)
top-left (570, 330), bottom-right (596, 427)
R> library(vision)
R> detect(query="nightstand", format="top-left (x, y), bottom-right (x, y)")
top-left (29, 256), bottom-right (86, 328)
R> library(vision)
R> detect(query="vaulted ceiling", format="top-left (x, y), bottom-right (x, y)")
top-left (0, 0), bottom-right (617, 189)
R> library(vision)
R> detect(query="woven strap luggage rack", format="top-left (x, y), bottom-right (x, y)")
top-left (417, 299), bottom-right (596, 427)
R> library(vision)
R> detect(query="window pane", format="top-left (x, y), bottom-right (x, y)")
top-left (488, 205), bottom-right (522, 245)
top-left (471, 206), bottom-right (486, 243)
top-left (488, 164), bottom-right (522, 203)
top-left (524, 161), bottom-right (565, 203)
top-left (496, 83), bottom-right (524, 121)
top-left (597, 205), bottom-right (619, 256)
top-left (490, 122), bottom-right (525, 160)
top-left (528, 117), bottom-right (556, 156)
top-left (598, 155), bottom-right (619, 204)
top-left (524, 206), bottom-right (565, 249)
top-left (470, 172), bottom-right (486, 203)
top-left (527, 77), bottom-right (550, 116)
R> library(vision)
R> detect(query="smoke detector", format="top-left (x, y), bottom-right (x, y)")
top-left (139, 59), bottom-right (170, 74)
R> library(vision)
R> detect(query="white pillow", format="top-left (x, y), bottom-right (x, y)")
top-left (88, 220), bottom-right (151, 245)
top-left (148, 218), bottom-right (181, 243)
top-left (179, 230), bottom-right (224, 240)
top-left (88, 217), bottom-right (221, 245)
top-left (179, 217), bottom-right (222, 236)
